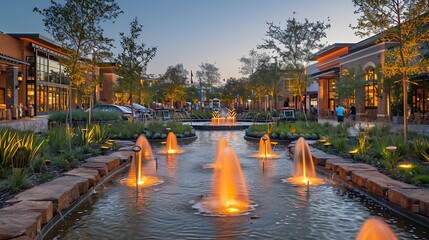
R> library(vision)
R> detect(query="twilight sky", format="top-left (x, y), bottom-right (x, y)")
top-left (1, 0), bottom-right (362, 80)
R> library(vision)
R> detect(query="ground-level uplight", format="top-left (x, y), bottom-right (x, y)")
top-left (131, 145), bottom-right (142, 198)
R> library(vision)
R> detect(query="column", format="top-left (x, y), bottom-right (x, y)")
top-left (5, 66), bottom-right (18, 108)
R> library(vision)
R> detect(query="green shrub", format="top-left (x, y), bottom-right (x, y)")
top-left (330, 136), bottom-right (348, 153)
top-left (147, 120), bottom-right (166, 135)
top-left (413, 175), bottom-right (429, 184)
top-left (92, 124), bottom-right (110, 144)
top-left (48, 110), bottom-right (121, 123)
top-left (47, 126), bottom-right (71, 153)
top-left (0, 129), bottom-right (19, 169)
top-left (31, 157), bottom-right (47, 173)
top-left (8, 170), bottom-right (32, 193)
top-left (412, 136), bottom-right (429, 162)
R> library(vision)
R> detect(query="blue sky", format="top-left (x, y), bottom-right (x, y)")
top-left (1, 0), bottom-right (362, 80)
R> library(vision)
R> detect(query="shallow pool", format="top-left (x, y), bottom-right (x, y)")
top-left (46, 131), bottom-right (428, 239)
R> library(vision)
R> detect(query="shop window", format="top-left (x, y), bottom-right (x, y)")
top-left (365, 68), bottom-right (378, 108)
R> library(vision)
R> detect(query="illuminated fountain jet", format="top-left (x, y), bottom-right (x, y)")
top-left (196, 140), bottom-right (251, 215)
top-left (126, 134), bottom-right (162, 187)
top-left (251, 134), bottom-right (280, 158)
top-left (158, 132), bottom-right (185, 154)
top-left (356, 218), bottom-right (398, 240)
top-left (287, 137), bottom-right (323, 185)
top-left (210, 109), bottom-right (237, 126)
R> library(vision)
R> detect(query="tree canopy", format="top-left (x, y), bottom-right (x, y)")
top-left (351, 0), bottom-right (429, 143)
top-left (115, 17), bottom-right (157, 105)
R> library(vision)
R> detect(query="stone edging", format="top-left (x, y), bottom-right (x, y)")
top-left (147, 135), bottom-right (198, 143)
top-left (0, 148), bottom-right (134, 239)
top-left (288, 141), bottom-right (429, 228)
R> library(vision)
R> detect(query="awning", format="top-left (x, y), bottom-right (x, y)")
top-left (309, 68), bottom-right (339, 79)
top-left (0, 53), bottom-right (30, 65)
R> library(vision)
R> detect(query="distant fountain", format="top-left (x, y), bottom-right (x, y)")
top-left (158, 132), bottom-right (185, 154)
top-left (126, 135), bottom-right (162, 187)
top-left (356, 218), bottom-right (398, 240)
top-left (211, 109), bottom-right (237, 126)
top-left (288, 137), bottom-right (323, 185)
top-left (251, 134), bottom-right (280, 158)
top-left (196, 141), bottom-right (250, 215)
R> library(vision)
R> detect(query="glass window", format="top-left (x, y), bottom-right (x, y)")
top-left (365, 69), bottom-right (378, 108)
top-left (27, 84), bottom-right (35, 105)
top-left (0, 88), bottom-right (5, 106)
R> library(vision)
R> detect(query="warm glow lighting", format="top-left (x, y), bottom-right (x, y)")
top-left (226, 207), bottom-right (240, 213)
top-left (349, 149), bottom-right (358, 155)
top-left (158, 132), bottom-right (185, 154)
top-left (126, 135), bottom-right (162, 188)
top-left (251, 134), bottom-right (280, 158)
top-left (200, 140), bottom-right (250, 215)
top-left (356, 218), bottom-right (398, 240)
top-left (288, 137), bottom-right (323, 185)
top-left (398, 164), bottom-right (413, 169)
top-left (316, 47), bottom-right (349, 63)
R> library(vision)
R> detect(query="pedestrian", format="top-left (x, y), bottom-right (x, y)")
top-left (350, 105), bottom-right (356, 121)
top-left (336, 104), bottom-right (345, 123)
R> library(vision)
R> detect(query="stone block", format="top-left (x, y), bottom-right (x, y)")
top-left (352, 170), bottom-right (386, 188)
top-left (8, 176), bottom-right (89, 213)
top-left (387, 188), bottom-right (429, 217)
top-left (3, 200), bottom-right (53, 224)
top-left (366, 175), bottom-right (418, 199)
top-left (336, 163), bottom-right (378, 181)
top-left (86, 155), bottom-right (121, 171)
top-left (65, 168), bottom-right (100, 187)
top-left (325, 158), bottom-right (350, 171)
top-left (0, 210), bottom-right (41, 239)
top-left (80, 162), bottom-right (109, 176)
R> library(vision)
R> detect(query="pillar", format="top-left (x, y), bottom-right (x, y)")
top-left (5, 66), bottom-right (18, 108)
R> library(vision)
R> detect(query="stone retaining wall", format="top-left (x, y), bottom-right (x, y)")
top-left (289, 142), bottom-right (429, 226)
top-left (0, 150), bottom-right (132, 239)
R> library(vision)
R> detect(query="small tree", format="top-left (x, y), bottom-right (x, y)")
top-left (337, 66), bottom-right (367, 107)
top-left (115, 17), bottom-right (157, 122)
top-left (34, 0), bottom-right (123, 149)
top-left (351, 0), bottom-right (429, 143)
top-left (196, 63), bottom-right (221, 103)
top-left (258, 14), bottom-right (331, 116)
top-left (160, 64), bottom-right (188, 109)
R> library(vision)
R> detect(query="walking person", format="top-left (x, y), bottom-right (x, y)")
top-left (336, 104), bottom-right (345, 123)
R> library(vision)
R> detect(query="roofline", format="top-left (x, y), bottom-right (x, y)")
top-left (310, 43), bottom-right (355, 60)
top-left (7, 33), bottom-right (62, 48)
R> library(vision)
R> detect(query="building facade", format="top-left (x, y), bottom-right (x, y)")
top-left (0, 33), bottom-right (117, 116)
top-left (310, 36), bottom-right (429, 123)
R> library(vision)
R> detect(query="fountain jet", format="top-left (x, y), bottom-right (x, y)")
top-left (251, 134), bottom-right (280, 158)
top-left (211, 109), bottom-right (237, 126)
top-left (356, 218), bottom-right (398, 240)
top-left (127, 134), bottom-right (162, 187)
top-left (288, 137), bottom-right (322, 185)
top-left (158, 132), bottom-right (185, 154)
top-left (198, 140), bottom-right (250, 215)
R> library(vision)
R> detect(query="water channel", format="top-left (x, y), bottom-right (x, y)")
top-left (46, 130), bottom-right (428, 239)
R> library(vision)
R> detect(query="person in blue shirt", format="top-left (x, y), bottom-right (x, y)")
top-left (336, 104), bottom-right (345, 123)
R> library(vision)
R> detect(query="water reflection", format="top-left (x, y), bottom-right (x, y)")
top-left (45, 131), bottom-right (428, 240)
